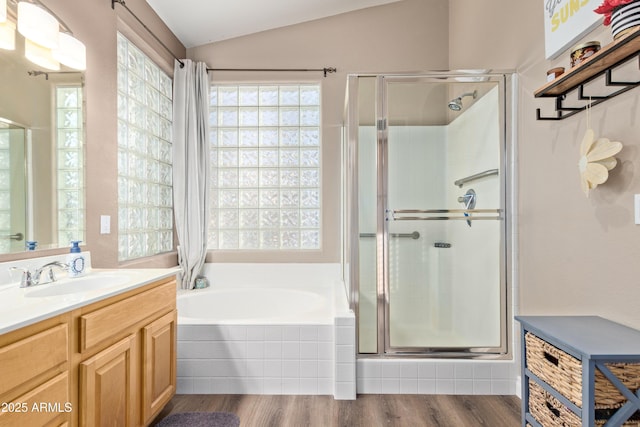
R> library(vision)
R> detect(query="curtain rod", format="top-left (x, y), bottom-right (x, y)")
top-left (111, 0), bottom-right (185, 68)
top-left (28, 70), bottom-right (83, 80)
top-left (208, 67), bottom-right (337, 77)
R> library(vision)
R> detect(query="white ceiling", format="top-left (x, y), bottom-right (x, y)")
top-left (146, 0), bottom-right (403, 48)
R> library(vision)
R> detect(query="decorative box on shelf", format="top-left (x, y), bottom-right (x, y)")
top-left (516, 315), bottom-right (640, 427)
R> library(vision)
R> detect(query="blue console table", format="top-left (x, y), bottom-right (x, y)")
top-left (516, 316), bottom-right (640, 427)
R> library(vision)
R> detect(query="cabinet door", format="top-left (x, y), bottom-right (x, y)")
top-left (141, 310), bottom-right (176, 425)
top-left (80, 335), bottom-right (136, 427)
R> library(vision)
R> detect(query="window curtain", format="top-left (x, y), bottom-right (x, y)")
top-left (172, 60), bottom-right (210, 290)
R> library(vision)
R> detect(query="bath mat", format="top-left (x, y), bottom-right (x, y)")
top-left (155, 411), bottom-right (240, 427)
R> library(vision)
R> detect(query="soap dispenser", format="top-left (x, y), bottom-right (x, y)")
top-left (66, 240), bottom-right (86, 277)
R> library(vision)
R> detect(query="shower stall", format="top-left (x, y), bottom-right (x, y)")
top-left (342, 71), bottom-right (515, 358)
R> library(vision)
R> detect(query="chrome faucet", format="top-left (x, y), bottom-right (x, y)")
top-left (11, 261), bottom-right (69, 288)
top-left (457, 188), bottom-right (476, 227)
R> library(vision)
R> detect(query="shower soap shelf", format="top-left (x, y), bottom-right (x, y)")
top-left (535, 26), bottom-right (640, 120)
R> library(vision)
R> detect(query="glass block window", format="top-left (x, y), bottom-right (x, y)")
top-left (209, 84), bottom-right (321, 250)
top-left (56, 86), bottom-right (85, 246)
top-left (116, 32), bottom-right (173, 261)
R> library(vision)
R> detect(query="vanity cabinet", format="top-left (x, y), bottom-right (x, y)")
top-left (76, 278), bottom-right (177, 427)
top-left (0, 275), bottom-right (177, 427)
top-left (0, 314), bottom-right (72, 427)
top-left (517, 316), bottom-right (640, 427)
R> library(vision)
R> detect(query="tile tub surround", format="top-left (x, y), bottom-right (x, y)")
top-left (357, 358), bottom-right (518, 395)
top-left (177, 315), bottom-right (357, 399)
top-left (178, 324), bottom-right (333, 395)
top-left (176, 263), bottom-right (357, 399)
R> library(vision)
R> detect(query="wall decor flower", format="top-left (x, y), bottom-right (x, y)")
top-left (594, 0), bottom-right (636, 25)
top-left (578, 128), bottom-right (623, 197)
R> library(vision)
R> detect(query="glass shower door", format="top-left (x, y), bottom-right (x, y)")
top-left (381, 75), bottom-right (506, 353)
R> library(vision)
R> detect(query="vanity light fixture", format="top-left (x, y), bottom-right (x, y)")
top-left (53, 32), bottom-right (86, 71)
top-left (0, 0), bottom-right (15, 50)
top-left (0, 20), bottom-right (14, 50)
top-left (17, 1), bottom-right (58, 49)
top-left (1, 0), bottom-right (86, 69)
top-left (24, 37), bottom-right (59, 70)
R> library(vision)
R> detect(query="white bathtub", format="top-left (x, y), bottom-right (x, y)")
top-left (177, 286), bottom-right (332, 324)
top-left (175, 263), bottom-right (356, 399)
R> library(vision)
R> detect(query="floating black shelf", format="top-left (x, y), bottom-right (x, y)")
top-left (535, 27), bottom-right (640, 120)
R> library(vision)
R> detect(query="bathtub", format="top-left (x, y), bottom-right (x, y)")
top-left (175, 263), bottom-right (356, 399)
top-left (178, 287), bottom-right (332, 324)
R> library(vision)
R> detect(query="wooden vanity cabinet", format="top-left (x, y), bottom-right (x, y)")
top-left (0, 314), bottom-right (72, 427)
top-left (74, 277), bottom-right (177, 427)
top-left (0, 275), bottom-right (177, 427)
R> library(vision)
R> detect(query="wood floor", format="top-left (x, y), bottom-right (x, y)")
top-left (151, 394), bottom-right (522, 427)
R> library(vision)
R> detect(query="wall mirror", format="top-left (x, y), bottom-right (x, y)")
top-left (0, 2), bottom-right (85, 255)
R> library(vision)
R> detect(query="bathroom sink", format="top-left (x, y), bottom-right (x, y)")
top-left (25, 273), bottom-right (132, 298)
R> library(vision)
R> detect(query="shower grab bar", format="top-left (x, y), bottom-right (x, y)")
top-left (454, 168), bottom-right (499, 188)
top-left (392, 208), bottom-right (502, 221)
top-left (359, 231), bottom-right (420, 239)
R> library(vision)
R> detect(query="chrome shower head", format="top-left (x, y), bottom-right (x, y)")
top-left (448, 98), bottom-right (463, 111)
top-left (448, 90), bottom-right (477, 111)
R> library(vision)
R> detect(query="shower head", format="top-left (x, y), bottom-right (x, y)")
top-left (448, 90), bottom-right (477, 111)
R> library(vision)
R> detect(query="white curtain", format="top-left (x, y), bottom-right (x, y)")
top-left (172, 59), bottom-right (210, 289)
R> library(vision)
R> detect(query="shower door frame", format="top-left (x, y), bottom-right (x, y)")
top-left (348, 71), bottom-right (514, 358)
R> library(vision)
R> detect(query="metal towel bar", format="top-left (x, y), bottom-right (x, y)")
top-left (360, 231), bottom-right (420, 239)
top-left (454, 169), bottom-right (499, 188)
top-left (392, 209), bottom-right (502, 222)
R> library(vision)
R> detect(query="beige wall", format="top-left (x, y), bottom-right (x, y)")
top-left (0, 0), bottom-right (184, 267)
top-left (450, 0), bottom-right (640, 330)
top-left (188, 0), bottom-right (449, 262)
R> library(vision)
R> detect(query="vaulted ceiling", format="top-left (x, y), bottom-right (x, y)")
top-left (145, 0), bottom-right (403, 48)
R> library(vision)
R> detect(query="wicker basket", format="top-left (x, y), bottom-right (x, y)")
top-left (529, 379), bottom-right (581, 427)
top-left (526, 332), bottom-right (583, 405)
top-left (526, 332), bottom-right (640, 424)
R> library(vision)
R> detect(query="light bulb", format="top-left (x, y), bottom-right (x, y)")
top-left (53, 32), bottom-right (86, 70)
top-left (17, 1), bottom-right (59, 49)
top-left (0, 20), bottom-right (15, 50)
top-left (0, 0), bottom-right (7, 23)
top-left (25, 38), bottom-right (60, 70)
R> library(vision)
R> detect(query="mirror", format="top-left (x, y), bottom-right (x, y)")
top-left (0, 16), bottom-right (85, 255)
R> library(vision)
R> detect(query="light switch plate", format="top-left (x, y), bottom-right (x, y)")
top-left (100, 215), bottom-right (111, 234)
top-left (635, 195), bottom-right (640, 225)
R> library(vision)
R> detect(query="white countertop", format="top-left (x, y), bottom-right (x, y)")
top-left (0, 268), bottom-right (179, 335)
